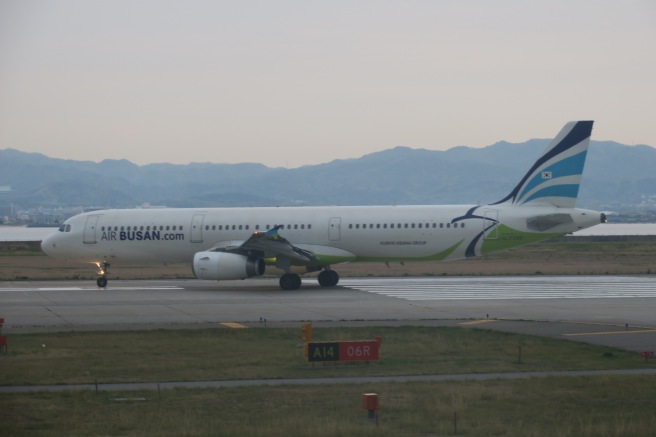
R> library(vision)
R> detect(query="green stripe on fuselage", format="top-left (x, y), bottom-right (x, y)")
top-left (481, 224), bottom-right (564, 255)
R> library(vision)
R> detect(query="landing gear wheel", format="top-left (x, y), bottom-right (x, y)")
top-left (279, 273), bottom-right (302, 290)
top-left (96, 261), bottom-right (110, 288)
top-left (318, 270), bottom-right (339, 287)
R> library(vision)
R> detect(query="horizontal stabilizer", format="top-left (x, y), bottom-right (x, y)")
top-left (526, 213), bottom-right (574, 232)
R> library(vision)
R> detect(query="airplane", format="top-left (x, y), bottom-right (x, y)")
top-left (41, 121), bottom-right (606, 290)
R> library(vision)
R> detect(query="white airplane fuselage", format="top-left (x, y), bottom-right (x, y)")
top-left (44, 203), bottom-right (601, 265)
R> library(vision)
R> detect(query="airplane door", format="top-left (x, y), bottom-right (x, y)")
top-left (328, 217), bottom-right (341, 241)
top-left (190, 214), bottom-right (205, 243)
top-left (483, 210), bottom-right (499, 240)
top-left (83, 215), bottom-right (101, 244)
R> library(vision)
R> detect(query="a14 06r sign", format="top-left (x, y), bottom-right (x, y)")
top-left (307, 340), bottom-right (381, 362)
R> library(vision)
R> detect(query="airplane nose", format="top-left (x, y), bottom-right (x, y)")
top-left (40, 232), bottom-right (56, 256)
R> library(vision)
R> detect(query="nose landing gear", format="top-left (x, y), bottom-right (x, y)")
top-left (95, 261), bottom-right (110, 288)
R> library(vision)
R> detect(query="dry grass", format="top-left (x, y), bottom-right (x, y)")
top-left (2, 241), bottom-right (656, 281)
top-left (0, 327), bottom-right (646, 386)
top-left (4, 376), bottom-right (656, 436)
top-left (3, 327), bottom-right (656, 436)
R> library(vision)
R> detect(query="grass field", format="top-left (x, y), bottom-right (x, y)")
top-left (5, 376), bottom-right (656, 437)
top-left (2, 327), bottom-right (656, 436)
top-left (2, 240), bottom-right (656, 281)
top-left (1, 327), bottom-right (649, 386)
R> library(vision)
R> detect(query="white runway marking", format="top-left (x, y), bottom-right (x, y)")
top-left (0, 286), bottom-right (184, 292)
top-left (340, 276), bottom-right (656, 301)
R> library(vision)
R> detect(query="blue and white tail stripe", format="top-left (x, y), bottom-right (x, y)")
top-left (494, 121), bottom-right (593, 208)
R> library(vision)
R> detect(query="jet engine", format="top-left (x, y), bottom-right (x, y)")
top-left (192, 251), bottom-right (265, 280)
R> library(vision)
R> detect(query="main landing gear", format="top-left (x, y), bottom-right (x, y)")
top-left (278, 269), bottom-right (340, 291)
top-left (318, 269), bottom-right (339, 287)
top-left (279, 273), bottom-right (302, 291)
top-left (96, 261), bottom-right (110, 288)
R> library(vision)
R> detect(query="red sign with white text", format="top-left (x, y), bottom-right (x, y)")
top-left (338, 340), bottom-right (380, 361)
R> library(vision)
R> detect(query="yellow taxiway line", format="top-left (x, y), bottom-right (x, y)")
top-left (220, 322), bottom-right (248, 329)
top-left (563, 329), bottom-right (656, 337)
top-left (459, 319), bottom-right (497, 326)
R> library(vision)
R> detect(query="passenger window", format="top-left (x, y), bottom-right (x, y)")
top-left (308, 224), bottom-right (312, 230)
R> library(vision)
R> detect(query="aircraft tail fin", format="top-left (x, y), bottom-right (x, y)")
top-left (494, 120), bottom-right (594, 208)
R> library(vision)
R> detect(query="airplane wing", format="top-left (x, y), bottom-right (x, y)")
top-left (212, 225), bottom-right (318, 263)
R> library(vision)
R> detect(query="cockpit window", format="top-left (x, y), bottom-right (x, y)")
top-left (59, 225), bottom-right (66, 232)
top-left (66, 224), bottom-right (71, 232)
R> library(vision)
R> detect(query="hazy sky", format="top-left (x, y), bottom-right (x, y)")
top-left (1, 1), bottom-right (654, 168)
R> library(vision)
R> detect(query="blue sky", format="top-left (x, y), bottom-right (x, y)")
top-left (1, 0), bottom-right (654, 168)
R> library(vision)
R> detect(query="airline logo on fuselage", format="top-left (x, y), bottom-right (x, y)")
top-left (101, 230), bottom-right (185, 241)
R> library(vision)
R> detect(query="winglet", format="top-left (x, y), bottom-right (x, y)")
top-left (265, 224), bottom-right (283, 239)
top-left (494, 121), bottom-right (594, 208)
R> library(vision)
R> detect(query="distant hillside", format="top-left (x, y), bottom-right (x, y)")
top-left (1, 140), bottom-right (655, 212)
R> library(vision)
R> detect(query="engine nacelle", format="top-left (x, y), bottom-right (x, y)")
top-left (192, 251), bottom-right (265, 280)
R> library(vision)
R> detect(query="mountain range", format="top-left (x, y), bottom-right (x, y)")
top-left (1, 139), bottom-right (655, 212)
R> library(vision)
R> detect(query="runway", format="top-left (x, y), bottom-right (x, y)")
top-left (2, 275), bottom-right (656, 351)
top-left (340, 276), bottom-right (656, 300)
